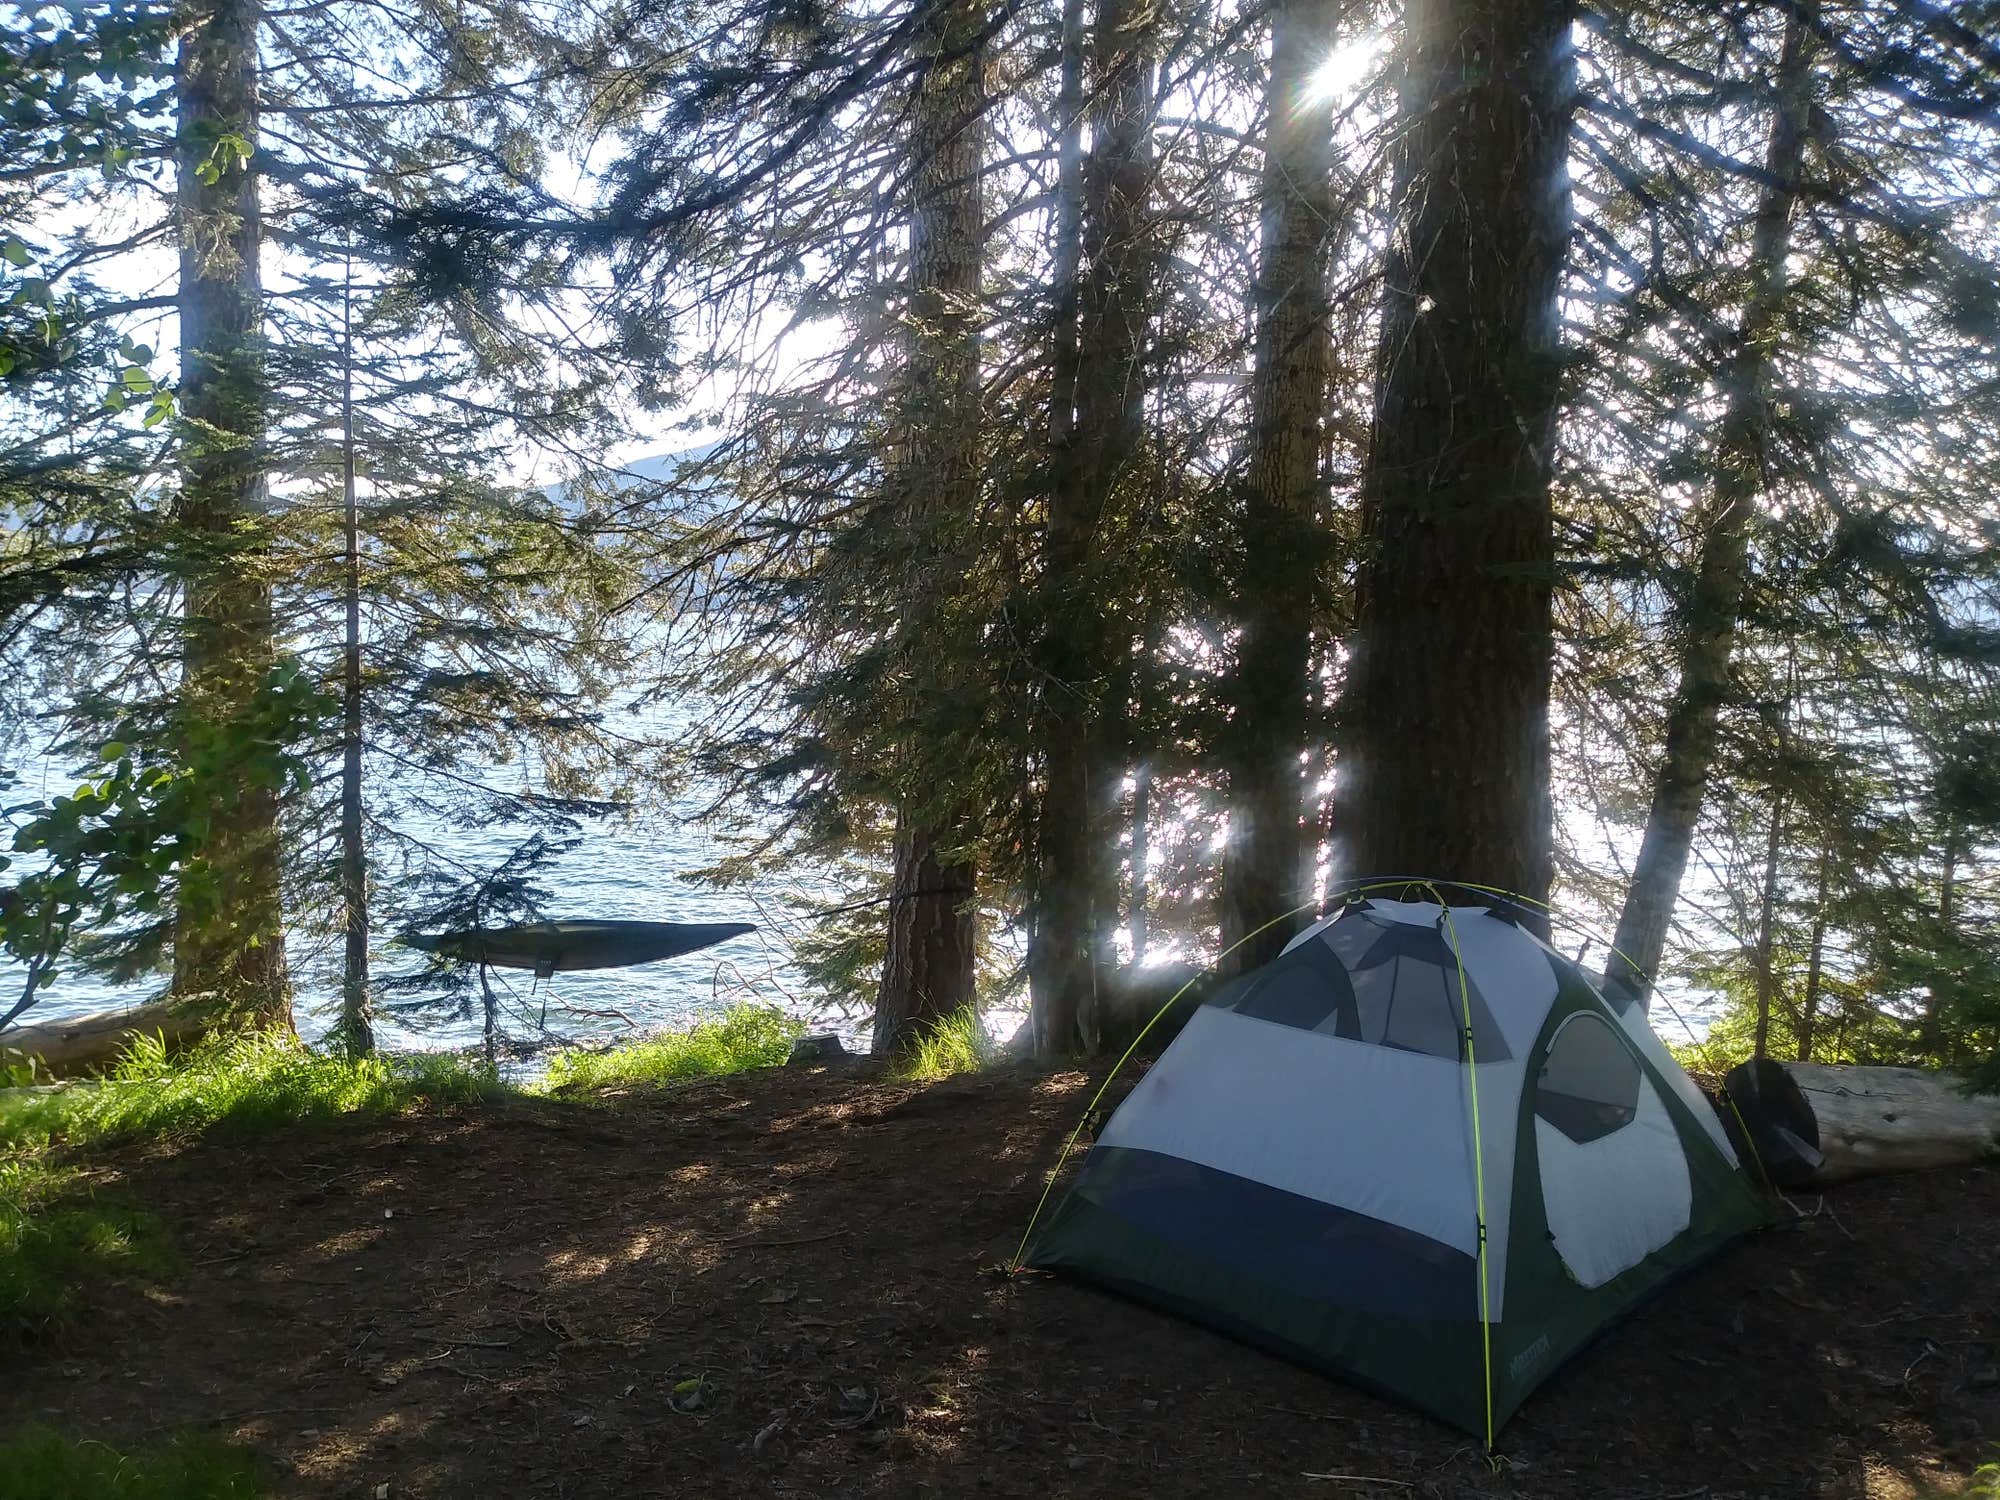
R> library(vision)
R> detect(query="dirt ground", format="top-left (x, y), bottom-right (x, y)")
top-left (5, 1059), bottom-right (1997, 1498)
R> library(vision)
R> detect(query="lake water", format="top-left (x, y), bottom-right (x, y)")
top-left (3, 727), bottom-right (1711, 1065)
top-left (1, 718), bottom-right (874, 1065)
top-left (2, 752), bottom-right (1720, 1064)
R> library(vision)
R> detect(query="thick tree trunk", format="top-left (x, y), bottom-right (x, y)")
top-left (1220, 0), bottom-right (1338, 977)
top-left (338, 272), bottom-right (373, 1054)
top-left (1604, 6), bottom-right (1818, 1007)
top-left (1331, 0), bottom-right (1574, 920)
top-left (171, 0), bottom-right (289, 1025)
top-left (1029, 0), bottom-right (1155, 1057)
top-left (872, 815), bottom-right (979, 1055)
top-left (1725, 1059), bottom-right (2000, 1188)
top-left (1024, 0), bottom-right (1088, 1058)
top-left (872, 0), bottom-right (987, 1054)
top-left (1045, 0), bottom-right (1086, 458)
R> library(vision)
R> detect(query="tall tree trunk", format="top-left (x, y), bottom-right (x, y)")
top-left (1219, 0), bottom-right (1338, 976)
top-left (1604, 4), bottom-right (1819, 1006)
top-left (1029, 0), bottom-right (1156, 1056)
top-left (1797, 850), bottom-right (1830, 1062)
top-left (871, 0), bottom-right (987, 1055)
top-left (1128, 760), bottom-right (1153, 963)
top-left (338, 269), bottom-right (372, 1054)
top-left (1331, 0), bottom-right (1575, 919)
top-left (1027, 0), bottom-right (1086, 1059)
top-left (1045, 0), bottom-right (1086, 463)
top-left (873, 814), bottom-right (979, 1054)
top-left (172, 0), bottom-right (289, 1024)
top-left (1751, 790), bottom-right (1787, 1061)
top-left (1919, 830), bottom-right (1961, 1058)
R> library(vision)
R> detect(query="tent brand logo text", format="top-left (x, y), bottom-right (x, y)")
top-left (1508, 1333), bottom-right (1553, 1381)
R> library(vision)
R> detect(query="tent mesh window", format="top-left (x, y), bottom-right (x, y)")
top-left (1232, 910), bottom-right (1510, 1060)
top-left (1535, 1013), bottom-right (1641, 1144)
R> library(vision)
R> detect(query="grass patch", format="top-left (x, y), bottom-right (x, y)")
top-left (0, 1030), bottom-right (506, 1153)
top-left (0, 1032), bottom-right (500, 1335)
top-left (886, 1007), bottom-right (993, 1083)
top-left (540, 1005), bottom-right (803, 1092)
top-left (0, 1425), bottom-right (267, 1499)
top-left (0, 1158), bottom-right (174, 1335)
top-left (0, 1010), bottom-right (799, 1332)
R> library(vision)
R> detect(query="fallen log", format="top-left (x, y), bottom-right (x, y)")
top-left (0, 1000), bottom-right (208, 1080)
top-left (1723, 1059), bottom-right (2000, 1188)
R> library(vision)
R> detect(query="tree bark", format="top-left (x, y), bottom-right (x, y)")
top-left (1918, 832), bottom-right (1960, 1057)
top-left (171, 0), bottom-right (289, 1024)
top-left (871, 0), bottom-right (987, 1054)
top-left (1725, 1060), bottom-right (2000, 1187)
top-left (338, 266), bottom-right (373, 1054)
top-left (1128, 759), bottom-right (1153, 963)
top-left (1797, 850), bottom-right (1830, 1061)
top-left (1331, 0), bottom-right (1575, 921)
top-left (1604, 4), bottom-right (1819, 1006)
top-left (1750, 789), bottom-right (1787, 1061)
top-left (1220, 0), bottom-right (1338, 976)
top-left (1, 1001), bottom-right (211, 1080)
top-left (1029, 0), bottom-right (1156, 1057)
top-left (1024, 0), bottom-right (1086, 1057)
top-left (872, 814), bottom-right (979, 1055)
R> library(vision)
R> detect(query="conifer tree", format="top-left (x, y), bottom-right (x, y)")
top-left (1333, 0), bottom-right (1574, 912)
top-left (170, 0), bottom-right (289, 1019)
top-left (1218, 0), bottom-right (1338, 974)
top-left (1604, 1), bottom-right (1821, 1007)
top-left (870, 0), bottom-right (990, 1055)
top-left (2, 0), bottom-right (658, 1039)
top-left (1028, 0), bottom-right (1161, 1054)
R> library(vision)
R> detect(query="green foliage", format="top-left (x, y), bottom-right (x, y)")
top-left (1671, 939), bottom-right (1894, 1072)
top-left (0, 1426), bottom-right (266, 1500)
top-left (886, 1007), bottom-right (994, 1083)
top-left (0, 1158), bottom-right (172, 1334)
top-left (0, 1031), bottom-right (502, 1152)
top-left (539, 1006), bottom-right (803, 1092)
top-left (0, 662), bottom-right (332, 1028)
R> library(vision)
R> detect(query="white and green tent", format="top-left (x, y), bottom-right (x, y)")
top-left (1023, 895), bottom-right (1770, 1442)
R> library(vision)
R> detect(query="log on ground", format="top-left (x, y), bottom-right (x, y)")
top-left (0, 1000), bottom-right (208, 1080)
top-left (1724, 1058), bottom-right (2000, 1188)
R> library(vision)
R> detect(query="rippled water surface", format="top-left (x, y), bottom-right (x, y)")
top-left (3, 713), bottom-right (851, 1061)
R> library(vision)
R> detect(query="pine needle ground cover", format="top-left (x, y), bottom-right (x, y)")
top-left (0, 1062), bottom-right (1992, 1498)
top-left (0, 1007), bottom-right (802, 1336)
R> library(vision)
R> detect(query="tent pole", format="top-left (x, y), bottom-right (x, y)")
top-left (1428, 886), bottom-right (1497, 1453)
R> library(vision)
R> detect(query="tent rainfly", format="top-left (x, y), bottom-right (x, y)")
top-left (1021, 895), bottom-right (1771, 1443)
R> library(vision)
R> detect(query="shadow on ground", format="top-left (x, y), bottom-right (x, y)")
top-left (4, 1060), bottom-right (1996, 1497)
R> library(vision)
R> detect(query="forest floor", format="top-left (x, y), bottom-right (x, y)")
top-left (4, 1058), bottom-right (1997, 1499)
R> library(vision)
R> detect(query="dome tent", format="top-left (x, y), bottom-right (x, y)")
top-left (1020, 892), bottom-right (1771, 1444)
